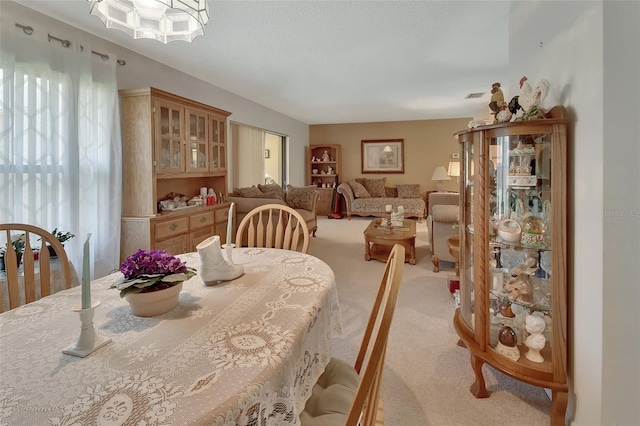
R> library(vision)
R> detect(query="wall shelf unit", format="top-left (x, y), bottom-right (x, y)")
top-left (309, 144), bottom-right (341, 215)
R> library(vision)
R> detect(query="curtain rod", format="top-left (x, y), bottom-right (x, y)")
top-left (15, 23), bottom-right (126, 66)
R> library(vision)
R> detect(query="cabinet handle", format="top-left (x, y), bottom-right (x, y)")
top-left (200, 216), bottom-right (206, 223)
top-left (170, 223), bottom-right (178, 231)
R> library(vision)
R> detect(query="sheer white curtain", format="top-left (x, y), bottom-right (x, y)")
top-left (0, 15), bottom-right (122, 279)
top-left (231, 122), bottom-right (265, 187)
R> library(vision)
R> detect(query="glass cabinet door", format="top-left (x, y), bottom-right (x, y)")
top-left (186, 108), bottom-right (208, 173)
top-left (488, 132), bottom-right (553, 364)
top-left (209, 116), bottom-right (226, 172)
top-left (458, 135), bottom-right (475, 333)
top-left (156, 100), bottom-right (184, 174)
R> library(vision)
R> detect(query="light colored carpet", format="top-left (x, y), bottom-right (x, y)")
top-left (308, 217), bottom-right (551, 426)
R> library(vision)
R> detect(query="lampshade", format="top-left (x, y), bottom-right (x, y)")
top-left (88, 0), bottom-right (209, 44)
top-left (447, 161), bottom-right (460, 177)
top-left (431, 166), bottom-right (450, 192)
top-left (431, 166), bottom-right (451, 182)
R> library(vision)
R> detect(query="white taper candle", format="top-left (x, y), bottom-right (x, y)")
top-left (81, 233), bottom-right (92, 309)
top-left (226, 202), bottom-right (234, 246)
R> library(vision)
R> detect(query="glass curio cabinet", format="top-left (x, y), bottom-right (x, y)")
top-left (453, 106), bottom-right (568, 426)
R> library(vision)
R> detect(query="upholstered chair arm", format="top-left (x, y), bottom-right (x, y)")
top-left (337, 183), bottom-right (354, 213)
top-left (432, 205), bottom-right (459, 223)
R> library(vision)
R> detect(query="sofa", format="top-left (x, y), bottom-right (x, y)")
top-left (337, 179), bottom-right (426, 221)
top-left (426, 192), bottom-right (459, 272)
top-left (227, 184), bottom-right (319, 237)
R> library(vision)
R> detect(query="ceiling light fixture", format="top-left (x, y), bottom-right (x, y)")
top-left (88, 0), bottom-right (209, 44)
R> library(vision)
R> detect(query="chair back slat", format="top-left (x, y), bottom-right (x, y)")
top-left (22, 235), bottom-right (37, 305)
top-left (236, 204), bottom-right (310, 254)
top-left (1, 223), bottom-right (73, 313)
top-left (258, 210), bottom-right (278, 248)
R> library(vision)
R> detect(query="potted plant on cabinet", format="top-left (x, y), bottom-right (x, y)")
top-left (1, 234), bottom-right (26, 271)
top-left (111, 249), bottom-right (196, 317)
top-left (44, 228), bottom-right (75, 257)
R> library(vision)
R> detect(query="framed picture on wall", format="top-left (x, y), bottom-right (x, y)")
top-left (361, 139), bottom-right (404, 173)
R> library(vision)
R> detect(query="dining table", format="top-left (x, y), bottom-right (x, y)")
top-left (0, 247), bottom-right (342, 426)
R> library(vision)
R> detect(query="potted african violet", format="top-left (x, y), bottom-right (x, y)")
top-left (111, 249), bottom-right (196, 317)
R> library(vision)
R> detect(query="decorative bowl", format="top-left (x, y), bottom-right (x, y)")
top-left (497, 219), bottom-right (522, 242)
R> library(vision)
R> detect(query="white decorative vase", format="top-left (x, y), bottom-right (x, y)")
top-left (124, 282), bottom-right (183, 317)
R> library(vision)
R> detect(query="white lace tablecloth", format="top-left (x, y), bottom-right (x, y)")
top-left (0, 248), bottom-right (342, 426)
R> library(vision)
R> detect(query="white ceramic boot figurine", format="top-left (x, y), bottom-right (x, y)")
top-left (196, 235), bottom-right (244, 285)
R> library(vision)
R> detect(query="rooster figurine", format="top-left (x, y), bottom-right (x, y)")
top-left (516, 76), bottom-right (550, 121)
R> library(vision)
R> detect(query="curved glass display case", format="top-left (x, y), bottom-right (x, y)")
top-left (453, 107), bottom-right (568, 426)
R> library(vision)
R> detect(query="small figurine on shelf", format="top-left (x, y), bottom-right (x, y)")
top-left (390, 206), bottom-right (404, 226)
top-left (515, 76), bottom-right (550, 121)
top-left (322, 150), bottom-right (330, 162)
top-left (488, 82), bottom-right (505, 123)
top-left (496, 325), bottom-right (520, 361)
top-left (496, 102), bottom-right (513, 123)
top-left (504, 257), bottom-right (537, 303)
top-left (524, 313), bottom-right (547, 362)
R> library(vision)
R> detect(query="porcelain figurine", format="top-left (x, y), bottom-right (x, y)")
top-left (524, 313), bottom-right (547, 362)
top-left (196, 235), bottom-right (243, 284)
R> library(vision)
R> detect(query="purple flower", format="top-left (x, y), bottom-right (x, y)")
top-left (120, 249), bottom-right (188, 279)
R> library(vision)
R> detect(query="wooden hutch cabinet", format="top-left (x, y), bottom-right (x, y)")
top-left (309, 144), bottom-right (341, 215)
top-left (453, 107), bottom-right (569, 425)
top-left (119, 88), bottom-right (232, 261)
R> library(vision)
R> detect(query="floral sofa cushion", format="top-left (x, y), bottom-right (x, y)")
top-left (360, 177), bottom-right (386, 197)
top-left (233, 185), bottom-right (263, 198)
top-left (397, 184), bottom-right (421, 198)
top-left (286, 185), bottom-right (317, 211)
top-left (258, 183), bottom-right (286, 201)
top-left (348, 180), bottom-right (371, 198)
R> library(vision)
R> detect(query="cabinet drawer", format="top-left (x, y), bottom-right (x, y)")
top-left (154, 234), bottom-right (187, 255)
top-left (190, 226), bottom-right (215, 250)
top-left (190, 211), bottom-right (215, 230)
top-left (214, 208), bottom-right (230, 223)
top-left (155, 217), bottom-right (189, 241)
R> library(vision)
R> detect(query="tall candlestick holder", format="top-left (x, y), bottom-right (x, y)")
top-left (384, 213), bottom-right (393, 234)
top-left (62, 301), bottom-right (112, 358)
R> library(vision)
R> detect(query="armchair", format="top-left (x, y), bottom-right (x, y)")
top-left (426, 192), bottom-right (459, 272)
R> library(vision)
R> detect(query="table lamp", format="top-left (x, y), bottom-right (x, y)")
top-left (431, 166), bottom-right (451, 192)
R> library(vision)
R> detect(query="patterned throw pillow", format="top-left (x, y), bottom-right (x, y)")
top-left (362, 178), bottom-right (386, 198)
top-left (385, 186), bottom-right (398, 198)
top-left (349, 180), bottom-right (371, 198)
top-left (258, 183), bottom-right (286, 201)
top-left (286, 185), bottom-right (316, 210)
top-left (234, 186), bottom-right (263, 197)
top-left (397, 184), bottom-right (421, 199)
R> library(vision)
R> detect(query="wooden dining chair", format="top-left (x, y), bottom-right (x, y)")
top-left (235, 203), bottom-right (310, 254)
top-left (300, 244), bottom-right (405, 426)
top-left (0, 223), bottom-right (72, 313)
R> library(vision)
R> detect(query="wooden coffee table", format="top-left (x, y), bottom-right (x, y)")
top-left (364, 218), bottom-right (416, 265)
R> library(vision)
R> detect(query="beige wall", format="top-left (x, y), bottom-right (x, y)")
top-left (309, 118), bottom-right (470, 196)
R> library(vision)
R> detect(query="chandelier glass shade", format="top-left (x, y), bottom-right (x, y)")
top-left (88, 0), bottom-right (209, 43)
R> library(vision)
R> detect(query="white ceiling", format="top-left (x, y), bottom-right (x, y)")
top-left (14, 0), bottom-right (511, 124)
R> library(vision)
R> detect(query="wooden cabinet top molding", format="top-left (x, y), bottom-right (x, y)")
top-left (119, 87), bottom-right (232, 118)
